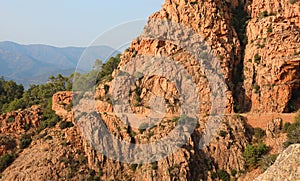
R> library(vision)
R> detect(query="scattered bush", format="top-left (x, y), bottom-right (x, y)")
top-left (129, 130), bottom-right (136, 138)
top-left (6, 115), bottom-right (15, 123)
top-left (0, 153), bottom-right (16, 172)
top-left (216, 169), bottom-right (230, 181)
top-left (253, 128), bottom-right (266, 141)
top-left (0, 77), bottom-right (24, 114)
top-left (284, 120), bottom-right (300, 147)
top-left (283, 122), bottom-right (292, 132)
top-left (37, 113), bottom-right (61, 133)
top-left (295, 111), bottom-right (300, 122)
top-left (231, 169), bottom-right (237, 177)
top-left (289, 0), bottom-right (299, 4)
top-left (173, 117), bottom-right (180, 125)
top-left (219, 130), bottom-right (227, 138)
top-left (253, 83), bottom-right (260, 94)
top-left (130, 164), bottom-right (138, 171)
top-left (19, 134), bottom-right (32, 149)
top-left (254, 53), bottom-right (261, 64)
top-left (139, 122), bottom-right (149, 134)
top-left (59, 121), bottom-right (74, 129)
top-left (243, 143), bottom-right (268, 168)
top-left (267, 26), bottom-right (272, 33)
top-left (0, 136), bottom-right (16, 150)
top-left (259, 11), bottom-right (269, 18)
top-left (151, 162), bottom-right (158, 170)
top-left (259, 154), bottom-right (278, 171)
top-left (284, 111), bottom-right (300, 147)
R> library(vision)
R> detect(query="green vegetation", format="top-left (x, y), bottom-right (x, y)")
top-left (72, 54), bottom-right (120, 92)
top-left (254, 53), bottom-right (261, 64)
top-left (139, 122), bottom-right (149, 134)
top-left (289, 0), bottom-right (299, 4)
top-left (267, 26), bottom-right (272, 33)
top-left (0, 77), bottom-right (24, 114)
top-left (259, 11), bottom-right (269, 19)
top-left (243, 142), bottom-right (268, 169)
top-left (253, 83), bottom-right (260, 94)
top-left (6, 115), bottom-right (15, 123)
top-left (0, 136), bottom-right (17, 150)
top-left (216, 169), bottom-right (230, 181)
top-left (190, 1), bottom-right (198, 5)
top-left (0, 153), bottom-right (17, 172)
top-left (59, 121), bottom-right (74, 129)
top-left (0, 74), bottom-right (71, 133)
top-left (219, 130), bottom-right (227, 138)
top-left (19, 134), bottom-right (32, 149)
top-left (172, 116), bottom-right (180, 125)
top-left (230, 169), bottom-right (237, 177)
top-left (151, 161), bottom-right (158, 170)
top-left (253, 128), bottom-right (266, 142)
top-left (258, 154), bottom-right (278, 171)
top-left (283, 111), bottom-right (300, 147)
top-left (130, 164), bottom-right (138, 171)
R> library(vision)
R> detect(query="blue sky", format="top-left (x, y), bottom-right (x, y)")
top-left (0, 0), bottom-right (164, 47)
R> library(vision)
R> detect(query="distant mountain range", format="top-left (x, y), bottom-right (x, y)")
top-left (0, 41), bottom-right (119, 88)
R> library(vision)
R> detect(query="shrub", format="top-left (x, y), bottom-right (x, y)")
top-left (7, 115), bottom-right (15, 123)
top-left (130, 164), bottom-right (138, 171)
top-left (173, 116), bottom-right (180, 125)
top-left (253, 83), bottom-right (260, 94)
top-left (243, 144), bottom-right (257, 168)
top-left (243, 143), bottom-right (268, 168)
top-left (139, 122), bottom-right (149, 133)
top-left (254, 54), bottom-right (261, 64)
top-left (129, 130), bottom-right (136, 138)
top-left (151, 162), bottom-right (158, 170)
top-left (295, 111), bottom-right (300, 122)
top-left (19, 134), bottom-right (32, 149)
top-left (256, 142), bottom-right (268, 156)
top-left (259, 154), bottom-right (278, 171)
top-left (59, 121), bottom-right (74, 129)
top-left (253, 128), bottom-right (266, 141)
top-left (0, 136), bottom-right (16, 150)
top-left (231, 169), bottom-right (237, 177)
top-left (259, 11), bottom-right (269, 18)
top-left (289, 0), bottom-right (298, 4)
top-left (284, 121), bottom-right (300, 147)
top-left (0, 153), bottom-right (16, 172)
top-left (284, 112), bottom-right (300, 147)
top-left (283, 122), bottom-right (292, 132)
top-left (267, 26), bottom-right (272, 33)
top-left (219, 130), bottom-right (227, 138)
top-left (217, 169), bottom-right (230, 181)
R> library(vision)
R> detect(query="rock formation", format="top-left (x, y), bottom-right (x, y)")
top-left (0, 0), bottom-right (299, 180)
top-left (254, 144), bottom-right (300, 181)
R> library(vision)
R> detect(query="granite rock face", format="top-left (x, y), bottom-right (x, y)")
top-left (254, 144), bottom-right (300, 181)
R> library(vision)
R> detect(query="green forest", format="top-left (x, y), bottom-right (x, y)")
top-left (0, 54), bottom-right (121, 131)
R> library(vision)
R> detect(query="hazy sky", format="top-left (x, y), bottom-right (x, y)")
top-left (0, 0), bottom-right (164, 47)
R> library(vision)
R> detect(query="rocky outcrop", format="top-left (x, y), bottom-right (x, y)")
top-left (118, 0), bottom-right (242, 113)
top-left (254, 144), bottom-right (300, 181)
top-left (246, 0), bottom-right (300, 27)
top-left (205, 116), bottom-right (250, 174)
top-left (266, 117), bottom-right (282, 137)
top-left (0, 105), bottom-right (41, 134)
top-left (1, 127), bottom-right (91, 181)
top-left (1, 0), bottom-right (299, 180)
top-left (52, 91), bottom-right (74, 119)
top-left (243, 0), bottom-right (300, 113)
